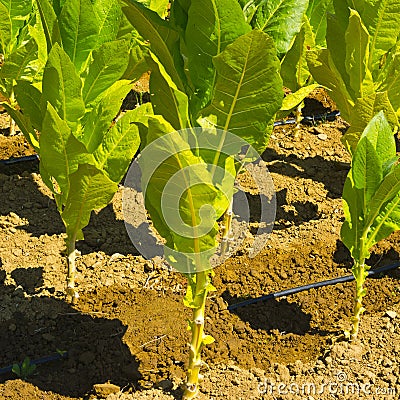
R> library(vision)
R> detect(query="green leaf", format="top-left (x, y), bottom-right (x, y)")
top-left (306, 0), bottom-right (334, 47)
top-left (36, 0), bottom-right (61, 50)
top-left (0, 102), bottom-right (39, 150)
top-left (137, 0), bottom-right (170, 17)
top-left (307, 48), bottom-right (354, 121)
top-left (377, 51), bottom-right (400, 113)
top-left (344, 9), bottom-right (374, 99)
top-left (360, 0), bottom-right (400, 71)
top-left (280, 84), bottom-right (319, 113)
top-left (41, 43), bottom-right (85, 126)
top-left (202, 335), bottom-right (215, 345)
top-left (185, 0), bottom-right (251, 112)
top-left (251, 0), bottom-right (309, 56)
top-left (281, 16), bottom-right (315, 92)
top-left (0, 0), bottom-right (33, 53)
top-left (93, 0), bottom-right (122, 45)
top-left (343, 92), bottom-right (399, 153)
top-left (14, 80), bottom-right (43, 131)
top-left (199, 30), bottom-right (283, 153)
top-left (148, 54), bottom-right (190, 131)
top-left (82, 40), bottom-right (129, 106)
top-left (365, 165), bottom-right (400, 250)
top-left (121, 38), bottom-right (149, 81)
top-left (139, 116), bottom-right (227, 272)
top-left (79, 80), bottom-right (132, 152)
top-left (61, 164), bottom-right (118, 240)
top-left (0, 39), bottom-right (38, 81)
top-left (93, 106), bottom-right (144, 183)
top-left (121, 0), bottom-right (184, 90)
top-left (58, 0), bottom-right (100, 71)
top-left (40, 103), bottom-right (90, 202)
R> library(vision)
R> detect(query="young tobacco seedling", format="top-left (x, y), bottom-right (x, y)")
top-left (122, 0), bottom-right (282, 397)
top-left (8, 0), bottom-right (149, 302)
top-left (341, 111), bottom-right (400, 341)
top-left (12, 357), bottom-right (37, 379)
top-left (307, 0), bottom-right (400, 152)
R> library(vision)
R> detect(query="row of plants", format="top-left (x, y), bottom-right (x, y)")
top-left (1, 0), bottom-right (400, 398)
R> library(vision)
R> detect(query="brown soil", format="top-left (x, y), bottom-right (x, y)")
top-left (1, 90), bottom-right (400, 400)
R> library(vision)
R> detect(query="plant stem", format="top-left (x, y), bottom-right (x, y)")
top-left (183, 272), bottom-right (208, 400)
top-left (66, 235), bottom-right (79, 304)
top-left (220, 199), bottom-right (233, 256)
top-left (350, 259), bottom-right (367, 341)
top-left (9, 89), bottom-right (16, 136)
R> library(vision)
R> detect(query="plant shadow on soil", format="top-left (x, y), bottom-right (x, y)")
top-left (0, 267), bottom-right (143, 398)
top-left (0, 169), bottom-right (139, 256)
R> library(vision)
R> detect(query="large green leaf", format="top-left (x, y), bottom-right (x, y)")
top-left (306, 0), bottom-right (333, 47)
top-left (40, 103), bottom-right (91, 202)
top-left (93, 0), bottom-right (122, 45)
top-left (121, 0), bottom-right (184, 90)
top-left (148, 54), bottom-right (190, 131)
top-left (36, 0), bottom-right (61, 51)
top-left (139, 116), bottom-right (228, 271)
top-left (61, 164), bottom-right (118, 240)
top-left (251, 0), bottom-right (309, 56)
top-left (0, 102), bottom-right (39, 150)
top-left (360, 0), bottom-right (400, 72)
top-left (0, 0), bottom-right (33, 53)
top-left (82, 40), bottom-right (129, 106)
top-left (93, 106), bottom-right (146, 182)
top-left (14, 80), bottom-right (43, 130)
top-left (343, 91), bottom-right (399, 153)
top-left (137, 0), bottom-right (170, 17)
top-left (41, 43), bottom-right (85, 126)
top-left (78, 80), bottom-right (132, 152)
top-left (58, 0), bottom-right (100, 71)
top-left (307, 48), bottom-right (354, 121)
top-left (199, 29), bottom-right (283, 153)
top-left (0, 39), bottom-right (38, 81)
top-left (344, 9), bottom-right (374, 99)
top-left (281, 16), bottom-right (315, 91)
top-left (377, 51), bottom-right (400, 113)
top-left (365, 166), bottom-right (400, 250)
top-left (185, 0), bottom-right (250, 112)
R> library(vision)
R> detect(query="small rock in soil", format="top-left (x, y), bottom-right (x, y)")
top-left (385, 310), bottom-right (397, 319)
top-left (92, 383), bottom-right (121, 398)
top-left (317, 133), bottom-right (328, 141)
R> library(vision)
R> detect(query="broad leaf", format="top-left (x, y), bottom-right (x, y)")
top-left (40, 103), bottom-right (90, 202)
top-left (121, 0), bottom-right (184, 90)
top-left (251, 0), bottom-right (309, 56)
top-left (41, 43), bottom-right (85, 126)
top-left (36, 0), bottom-right (61, 50)
top-left (344, 10), bottom-right (374, 99)
top-left (199, 29), bottom-right (283, 153)
top-left (61, 164), bottom-right (118, 240)
top-left (306, 0), bottom-right (334, 47)
top-left (281, 16), bottom-right (315, 92)
top-left (14, 80), bottom-right (43, 130)
top-left (82, 40), bottom-right (129, 106)
top-left (58, 0), bottom-right (100, 71)
top-left (93, 0), bottom-right (122, 45)
top-left (78, 80), bottom-right (132, 152)
top-left (185, 0), bottom-right (250, 112)
top-left (93, 106), bottom-right (147, 182)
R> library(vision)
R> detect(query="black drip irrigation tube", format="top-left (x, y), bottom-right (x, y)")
top-left (0, 352), bottom-right (68, 376)
top-left (0, 111), bottom-right (341, 166)
top-left (0, 154), bottom-right (38, 165)
top-left (227, 261), bottom-right (400, 311)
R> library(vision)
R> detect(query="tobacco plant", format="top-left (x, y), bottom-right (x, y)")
top-left (5, 0), bottom-right (148, 302)
top-left (0, 0), bottom-right (45, 137)
top-left (122, 0), bottom-right (283, 397)
top-left (341, 112), bottom-right (400, 341)
top-left (307, 0), bottom-right (400, 152)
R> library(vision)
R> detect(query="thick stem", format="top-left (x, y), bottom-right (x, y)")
top-left (349, 259), bottom-right (367, 341)
top-left (9, 90), bottom-right (16, 136)
top-left (66, 236), bottom-right (79, 304)
top-left (183, 272), bottom-right (208, 400)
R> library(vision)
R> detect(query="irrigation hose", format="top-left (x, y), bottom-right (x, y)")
top-left (0, 352), bottom-right (68, 375)
top-left (227, 261), bottom-right (400, 311)
top-left (0, 111), bottom-right (341, 166)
